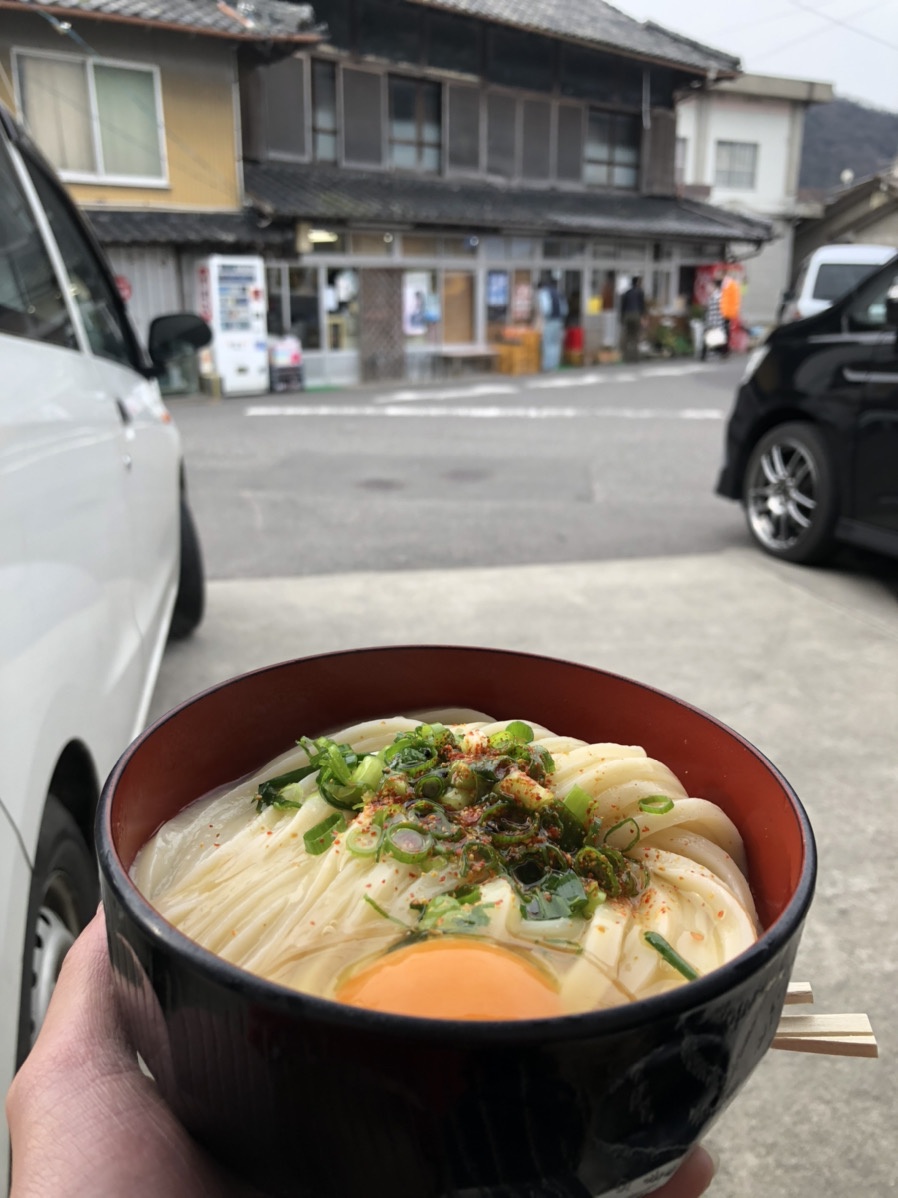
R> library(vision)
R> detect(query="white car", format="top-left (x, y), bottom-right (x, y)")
top-left (780, 242), bottom-right (896, 323)
top-left (0, 104), bottom-right (208, 1168)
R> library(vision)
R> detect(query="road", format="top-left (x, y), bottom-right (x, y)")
top-left (169, 357), bottom-right (752, 579)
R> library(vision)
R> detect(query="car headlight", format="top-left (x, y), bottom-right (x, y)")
top-left (741, 345), bottom-right (769, 384)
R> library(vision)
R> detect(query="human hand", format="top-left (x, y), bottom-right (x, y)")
top-left (7, 909), bottom-right (715, 1198)
top-left (6, 907), bottom-right (258, 1197)
top-left (647, 1146), bottom-right (715, 1197)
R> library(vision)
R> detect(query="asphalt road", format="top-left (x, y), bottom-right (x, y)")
top-left (169, 357), bottom-right (753, 580)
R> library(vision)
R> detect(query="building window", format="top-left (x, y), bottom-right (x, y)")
top-left (388, 77), bottom-right (441, 172)
top-left (264, 56), bottom-right (307, 161)
top-left (447, 84), bottom-right (480, 173)
top-left (486, 92), bottom-right (516, 179)
top-left (584, 110), bottom-right (640, 188)
top-left (556, 105), bottom-right (584, 183)
top-left (312, 61), bottom-right (338, 162)
top-left (16, 51), bottom-right (166, 184)
top-left (521, 99), bottom-right (551, 181)
top-left (715, 140), bottom-right (758, 189)
top-left (675, 137), bottom-right (687, 187)
top-left (342, 67), bottom-right (383, 166)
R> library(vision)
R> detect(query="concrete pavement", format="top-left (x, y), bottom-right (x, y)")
top-left (150, 546), bottom-right (897, 1198)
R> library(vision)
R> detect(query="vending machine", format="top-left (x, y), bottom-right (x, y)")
top-left (194, 255), bottom-right (269, 396)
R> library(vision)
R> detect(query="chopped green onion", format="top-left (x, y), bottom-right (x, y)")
top-left (414, 772), bottom-right (447, 800)
top-left (363, 894), bottom-right (412, 929)
top-left (303, 812), bottom-right (344, 855)
top-left (562, 783), bottom-right (594, 825)
top-left (352, 754), bottom-right (384, 795)
top-left (638, 796), bottom-right (675, 815)
top-left (345, 823), bottom-right (383, 857)
top-left (603, 817), bottom-right (641, 852)
top-left (505, 721), bottom-right (533, 743)
top-left (255, 762), bottom-right (318, 809)
top-left (644, 931), bottom-right (700, 981)
top-left (384, 822), bottom-right (433, 864)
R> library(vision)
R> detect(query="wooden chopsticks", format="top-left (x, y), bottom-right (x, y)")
top-left (772, 983), bottom-right (878, 1058)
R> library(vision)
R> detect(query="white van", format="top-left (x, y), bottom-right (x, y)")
top-left (780, 243), bottom-right (896, 322)
top-left (0, 102), bottom-right (209, 1170)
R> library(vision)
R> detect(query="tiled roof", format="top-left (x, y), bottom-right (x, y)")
top-left (244, 162), bottom-right (772, 244)
top-left (1, 0), bottom-right (323, 40)
top-left (407, 0), bottom-right (740, 75)
top-left (84, 206), bottom-right (294, 249)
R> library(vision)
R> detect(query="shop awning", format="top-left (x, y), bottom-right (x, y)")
top-left (243, 162), bottom-right (772, 245)
top-left (83, 207), bottom-right (294, 251)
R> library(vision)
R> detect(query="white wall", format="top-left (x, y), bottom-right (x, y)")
top-left (678, 93), bottom-right (796, 215)
top-left (677, 90), bottom-right (806, 325)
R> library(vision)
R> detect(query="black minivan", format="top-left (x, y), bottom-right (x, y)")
top-left (716, 253), bottom-right (898, 564)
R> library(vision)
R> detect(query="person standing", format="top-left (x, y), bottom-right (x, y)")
top-left (620, 276), bottom-right (646, 362)
top-left (720, 269), bottom-right (741, 352)
top-left (701, 277), bottom-right (726, 360)
top-left (538, 275), bottom-right (567, 371)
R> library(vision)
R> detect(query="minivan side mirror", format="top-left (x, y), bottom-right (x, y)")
top-left (148, 312), bottom-right (212, 366)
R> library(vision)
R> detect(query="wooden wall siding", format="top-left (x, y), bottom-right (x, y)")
top-left (0, 19), bottom-right (240, 210)
top-left (643, 109), bottom-right (677, 197)
top-left (359, 269), bottom-right (405, 381)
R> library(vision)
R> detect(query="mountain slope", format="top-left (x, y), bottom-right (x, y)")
top-left (800, 97), bottom-right (898, 191)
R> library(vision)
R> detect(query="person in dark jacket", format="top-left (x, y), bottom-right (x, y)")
top-left (620, 276), bottom-right (646, 362)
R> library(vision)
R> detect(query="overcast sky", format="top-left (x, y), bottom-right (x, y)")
top-left (619, 0), bottom-right (898, 112)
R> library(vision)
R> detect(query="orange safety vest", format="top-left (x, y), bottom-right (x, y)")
top-left (720, 276), bottom-right (741, 321)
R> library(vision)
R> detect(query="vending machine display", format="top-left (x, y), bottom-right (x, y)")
top-left (195, 256), bottom-right (268, 396)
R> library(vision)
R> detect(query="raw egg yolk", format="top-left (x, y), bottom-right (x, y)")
top-left (335, 939), bottom-right (562, 1020)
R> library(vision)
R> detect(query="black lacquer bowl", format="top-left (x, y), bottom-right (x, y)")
top-left (97, 646), bottom-right (816, 1198)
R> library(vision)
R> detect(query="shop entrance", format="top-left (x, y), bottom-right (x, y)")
top-left (442, 271), bottom-right (474, 343)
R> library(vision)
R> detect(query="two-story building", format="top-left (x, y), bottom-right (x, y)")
top-left (676, 72), bottom-right (833, 327)
top-left (239, 0), bottom-right (772, 384)
top-left (2, 0), bottom-right (773, 387)
top-left (0, 0), bottom-right (323, 345)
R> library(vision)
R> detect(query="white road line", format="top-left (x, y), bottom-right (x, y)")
top-left (245, 404), bottom-right (723, 420)
top-left (525, 373), bottom-right (605, 389)
top-left (383, 383), bottom-right (517, 403)
top-left (368, 361), bottom-right (710, 404)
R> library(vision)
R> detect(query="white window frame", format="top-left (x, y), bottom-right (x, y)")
top-left (12, 47), bottom-right (169, 188)
top-left (714, 140), bottom-right (758, 190)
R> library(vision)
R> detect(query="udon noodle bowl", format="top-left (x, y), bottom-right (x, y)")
top-left (133, 715), bottom-right (759, 1021)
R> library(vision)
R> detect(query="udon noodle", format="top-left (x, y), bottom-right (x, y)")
top-left (133, 716), bottom-right (759, 1019)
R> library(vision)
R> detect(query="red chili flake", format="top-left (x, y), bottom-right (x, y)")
top-left (691, 932), bottom-right (705, 942)
top-left (266, 830), bottom-right (273, 836)
top-left (717, 910), bottom-right (725, 919)
top-left (309, 920), bottom-right (316, 926)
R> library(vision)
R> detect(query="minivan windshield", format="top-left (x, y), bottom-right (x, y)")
top-left (813, 261), bottom-right (882, 302)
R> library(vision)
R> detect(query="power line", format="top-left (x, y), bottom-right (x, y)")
top-left (748, 0), bottom-right (894, 64)
top-left (784, 0), bottom-right (898, 52)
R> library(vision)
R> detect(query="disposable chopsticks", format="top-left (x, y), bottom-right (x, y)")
top-left (773, 983), bottom-right (878, 1058)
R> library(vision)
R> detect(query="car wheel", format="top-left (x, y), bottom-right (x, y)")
top-left (169, 497), bottom-right (205, 640)
top-left (743, 422), bottom-right (838, 564)
top-left (16, 796), bottom-right (98, 1065)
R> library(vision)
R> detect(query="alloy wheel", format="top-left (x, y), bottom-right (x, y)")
top-left (746, 438), bottom-right (819, 553)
